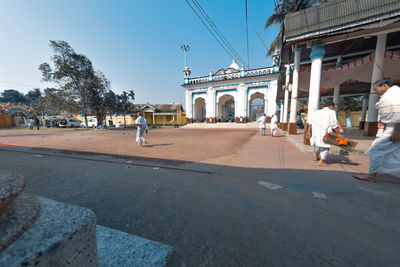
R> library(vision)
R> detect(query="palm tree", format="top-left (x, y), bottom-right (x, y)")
top-left (265, 0), bottom-right (328, 56)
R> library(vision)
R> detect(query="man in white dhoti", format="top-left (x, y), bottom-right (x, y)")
top-left (354, 78), bottom-right (400, 182)
top-left (270, 112), bottom-right (279, 137)
top-left (256, 113), bottom-right (267, 136)
top-left (135, 112), bottom-right (148, 146)
top-left (306, 102), bottom-right (343, 166)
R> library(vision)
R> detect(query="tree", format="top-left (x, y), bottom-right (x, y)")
top-left (39, 40), bottom-right (109, 127)
top-left (25, 88), bottom-right (42, 109)
top-left (264, 0), bottom-right (328, 56)
top-left (117, 90), bottom-right (135, 127)
top-left (0, 89), bottom-right (27, 104)
top-left (103, 90), bottom-right (118, 122)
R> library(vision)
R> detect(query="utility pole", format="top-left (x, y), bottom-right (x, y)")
top-left (181, 45), bottom-right (190, 67)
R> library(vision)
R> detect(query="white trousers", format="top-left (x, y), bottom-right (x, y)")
top-left (260, 128), bottom-right (266, 135)
top-left (313, 145), bottom-right (329, 160)
top-left (136, 128), bottom-right (146, 144)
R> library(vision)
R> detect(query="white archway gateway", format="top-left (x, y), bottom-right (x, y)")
top-left (193, 97), bottom-right (206, 122)
top-left (248, 92), bottom-right (265, 121)
top-left (182, 57), bottom-right (279, 123)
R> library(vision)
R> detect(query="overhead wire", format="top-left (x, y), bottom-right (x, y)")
top-left (245, 0), bottom-right (250, 69)
top-left (191, 0), bottom-right (246, 65)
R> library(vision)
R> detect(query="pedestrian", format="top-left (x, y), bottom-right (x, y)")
top-left (35, 117), bottom-right (40, 130)
top-left (102, 119), bottom-right (107, 131)
top-left (135, 112), bottom-right (148, 146)
top-left (256, 113), bottom-right (267, 136)
top-left (270, 111), bottom-right (279, 137)
top-left (28, 118), bottom-right (34, 130)
top-left (296, 111), bottom-right (304, 129)
top-left (354, 78), bottom-right (400, 182)
top-left (306, 101), bottom-right (343, 166)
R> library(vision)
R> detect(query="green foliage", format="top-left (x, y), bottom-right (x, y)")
top-left (0, 89), bottom-right (27, 104)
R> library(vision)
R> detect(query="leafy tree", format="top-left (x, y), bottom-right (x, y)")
top-left (0, 89), bottom-right (27, 104)
top-left (264, 0), bottom-right (329, 56)
top-left (104, 90), bottom-right (118, 122)
top-left (25, 88), bottom-right (42, 108)
top-left (39, 40), bottom-right (109, 127)
top-left (117, 90), bottom-right (135, 127)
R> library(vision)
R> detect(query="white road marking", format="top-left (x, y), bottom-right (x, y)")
top-left (258, 181), bottom-right (282, 190)
top-left (312, 192), bottom-right (327, 199)
top-left (126, 160), bottom-right (132, 163)
top-left (153, 167), bottom-right (160, 170)
top-left (33, 154), bottom-right (42, 158)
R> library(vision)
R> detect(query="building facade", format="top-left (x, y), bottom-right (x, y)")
top-left (181, 58), bottom-right (280, 123)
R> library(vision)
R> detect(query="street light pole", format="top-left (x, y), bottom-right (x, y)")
top-left (181, 44), bottom-right (190, 67)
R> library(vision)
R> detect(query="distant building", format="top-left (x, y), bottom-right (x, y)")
top-left (181, 57), bottom-right (280, 123)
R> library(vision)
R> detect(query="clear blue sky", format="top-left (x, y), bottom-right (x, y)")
top-left (0, 0), bottom-right (279, 104)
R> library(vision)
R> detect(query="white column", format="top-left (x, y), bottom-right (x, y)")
top-left (367, 34), bottom-right (387, 123)
top-left (206, 87), bottom-right (215, 119)
top-left (264, 97), bottom-right (268, 115)
top-left (236, 84), bottom-right (246, 118)
top-left (279, 100), bottom-right (284, 123)
top-left (283, 65), bottom-right (290, 123)
top-left (333, 84), bottom-right (340, 115)
top-left (289, 45), bottom-right (301, 123)
top-left (268, 79), bottom-right (278, 116)
top-left (361, 94), bottom-right (368, 122)
top-left (185, 90), bottom-right (193, 120)
top-left (308, 43), bottom-right (325, 117)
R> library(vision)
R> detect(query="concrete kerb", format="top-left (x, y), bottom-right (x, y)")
top-left (284, 133), bottom-right (368, 157)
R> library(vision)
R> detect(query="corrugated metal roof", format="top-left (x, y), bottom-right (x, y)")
top-left (284, 0), bottom-right (400, 42)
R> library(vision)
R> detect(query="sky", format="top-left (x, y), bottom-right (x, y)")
top-left (0, 0), bottom-right (279, 104)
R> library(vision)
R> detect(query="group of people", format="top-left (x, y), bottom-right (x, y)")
top-left (305, 77), bottom-right (400, 182)
top-left (256, 112), bottom-right (280, 137)
top-left (27, 117), bottom-right (40, 130)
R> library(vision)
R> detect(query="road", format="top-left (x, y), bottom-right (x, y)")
top-left (0, 128), bottom-right (399, 266)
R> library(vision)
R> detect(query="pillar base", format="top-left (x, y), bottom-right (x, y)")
top-left (359, 121), bottom-right (365, 130)
top-left (235, 117), bottom-right (248, 123)
top-left (303, 124), bottom-right (310, 145)
top-left (288, 123), bottom-right (297, 135)
top-left (186, 118), bottom-right (193, 124)
top-left (363, 121), bottom-right (378, 136)
top-left (206, 117), bottom-right (216, 123)
top-left (282, 123), bottom-right (288, 131)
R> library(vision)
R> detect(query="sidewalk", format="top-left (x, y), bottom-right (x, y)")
top-left (283, 128), bottom-right (374, 156)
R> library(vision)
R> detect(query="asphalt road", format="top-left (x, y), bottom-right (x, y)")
top-left (1, 143), bottom-right (399, 266)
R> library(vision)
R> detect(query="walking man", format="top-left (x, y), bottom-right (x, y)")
top-left (354, 78), bottom-right (400, 182)
top-left (270, 111), bottom-right (279, 137)
top-left (256, 113), bottom-right (267, 136)
top-left (135, 112), bottom-right (148, 146)
top-left (306, 101), bottom-right (342, 166)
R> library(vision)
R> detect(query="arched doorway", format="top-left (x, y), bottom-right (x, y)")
top-left (249, 92), bottom-right (265, 121)
top-left (193, 97), bottom-right (206, 122)
top-left (217, 94), bottom-right (235, 122)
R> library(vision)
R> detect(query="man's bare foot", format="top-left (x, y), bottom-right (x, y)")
top-left (313, 155), bottom-right (319, 161)
top-left (318, 160), bottom-right (328, 166)
top-left (353, 174), bottom-right (377, 183)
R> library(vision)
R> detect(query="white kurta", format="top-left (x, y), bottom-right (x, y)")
top-left (256, 116), bottom-right (267, 129)
top-left (135, 116), bottom-right (148, 144)
top-left (307, 107), bottom-right (338, 148)
top-left (270, 115), bottom-right (278, 130)
top-left (368, 85), bottom-right (400, 176)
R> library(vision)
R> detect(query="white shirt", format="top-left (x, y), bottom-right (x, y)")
top-left (135, 116), bottom-right (148, 130)
top-left (270, 115), bottom-right (278, 129)
top-left (256, 115), bottom-right (267, 128)
top-left (376, 85), bottom-right (400, 125)
top-left (308, 107), bottom-right (338, 148)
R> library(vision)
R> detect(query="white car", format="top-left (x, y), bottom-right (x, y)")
top-left (59, 118), bottom-right (82, 128)
top-left (80, 119), bottom-right (98, 128)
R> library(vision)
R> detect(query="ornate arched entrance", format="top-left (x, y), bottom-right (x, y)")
top-left (217, 94), bottom-right (235, 122)
top-left (193, 97), bottom-right (206, 122)
top-left (249, 92), bottom-right (265, 121)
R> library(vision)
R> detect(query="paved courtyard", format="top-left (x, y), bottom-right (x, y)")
top-left (1, 127), bottom-right (399, 266)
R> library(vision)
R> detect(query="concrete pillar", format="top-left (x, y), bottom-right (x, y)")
top-left (282, 65), bottom-right (290, 130)
top-left (279, 100), bottom-right (284, 128)
top-left (333, 85), bottom-right (340, 115)
top-left (206, 87), bottom-right (216, 123)
top-left (308, 43), bottom-right (325, 117)
top-left (236, 84), bottom-right (247, 123)
top-left (359, 94), bottom-right (369, 130)
top-left (289, 44), bottom-right (301, 135)
top-left (305, 43), bottom-right (325, 144)
top-left (185, 91), bottom-right (193, 123)
top-left (264, 97), bottom-right (268, 116)
top-left (268, 79), bottom-right (279, 116)
top-left (364, 34), bottom-right (387, 136)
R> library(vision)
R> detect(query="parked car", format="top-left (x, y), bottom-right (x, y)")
top-left (80, 118), bottom-right (98, 128)
top-left (59, 118), bottom-right (82, 128)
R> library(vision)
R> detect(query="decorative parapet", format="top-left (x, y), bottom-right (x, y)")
top-left (184, 66), bottom-right (279, 85)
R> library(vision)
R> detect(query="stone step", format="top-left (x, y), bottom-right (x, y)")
top-left (0, 174), bottom-right (25, 217)
top-left (97, 225), bottom-right (173, 267)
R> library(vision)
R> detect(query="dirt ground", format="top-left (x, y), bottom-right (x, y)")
top-left (0, 127), bottom-right (257, 162)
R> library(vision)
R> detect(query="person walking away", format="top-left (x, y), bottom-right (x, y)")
top-left (256, 113), bottom-right (267, 136)
top-left (35, 117), bottom-right (40, 130)
top-left (270, 112), bottom-right (279, 137)
top-left (354, 78), bottom-right (400, 182)
top-left (28, 118), bottom-right (34, 130)
top-left (306, 101), bottom-right (343, 166)
top-left (297, 112), bottom-right (304, 129)
top-left (102, 119), bottom-right (107, 131)
top-left (135, 112), bottom-right (148, 146)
